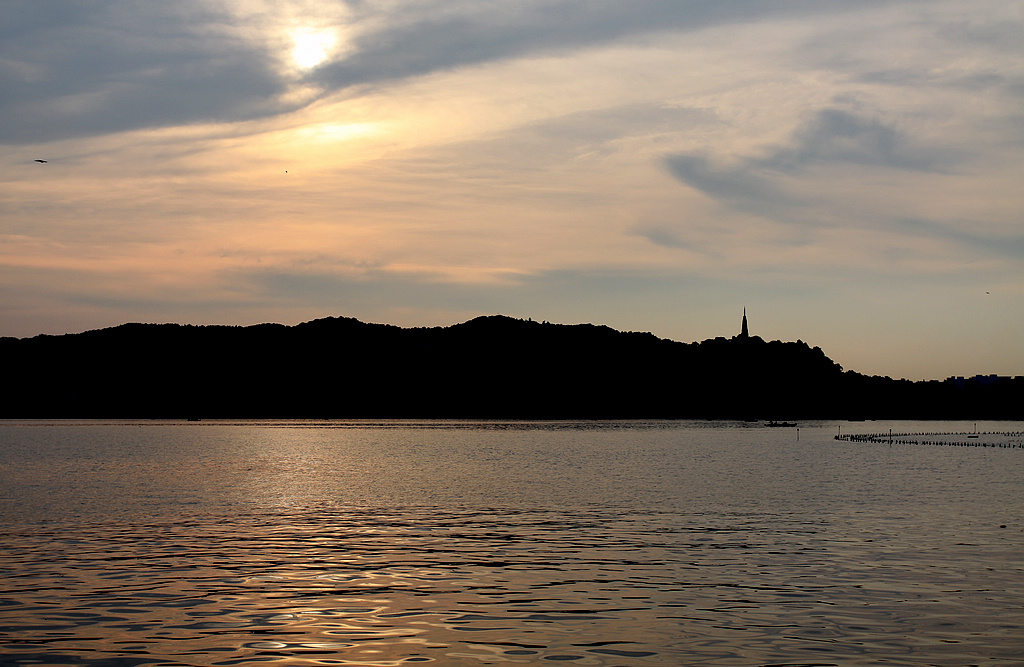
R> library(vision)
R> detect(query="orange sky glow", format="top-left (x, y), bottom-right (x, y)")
top-left (2, 1), bottom-right (1022, 380)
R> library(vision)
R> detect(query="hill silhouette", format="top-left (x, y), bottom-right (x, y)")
top-left (1, 315), bottom-right (1020, 419)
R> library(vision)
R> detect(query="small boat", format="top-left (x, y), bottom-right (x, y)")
top-left (766, 421), bottom-right (797, 427)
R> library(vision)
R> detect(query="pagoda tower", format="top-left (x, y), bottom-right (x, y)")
top-left (740, 308), bottom-right (749, 338)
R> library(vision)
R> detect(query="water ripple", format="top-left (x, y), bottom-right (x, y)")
top-left (2, 507), bottom-right (1023, 666)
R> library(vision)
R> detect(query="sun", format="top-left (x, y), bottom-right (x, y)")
top-left (291, 27), bottom-right (338, 69)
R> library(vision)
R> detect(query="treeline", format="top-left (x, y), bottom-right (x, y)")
top-left (1, 315), bottom-right (1020, 419)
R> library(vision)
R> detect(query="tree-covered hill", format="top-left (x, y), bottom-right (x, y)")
top-left (1, 315), bottom-right (1020, 419)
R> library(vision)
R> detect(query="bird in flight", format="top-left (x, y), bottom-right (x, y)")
top-left (34, 159), bottom-right (48, 163)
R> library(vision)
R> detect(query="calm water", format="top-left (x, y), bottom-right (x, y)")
top-left (1, 420), bottom-right (1022, 666)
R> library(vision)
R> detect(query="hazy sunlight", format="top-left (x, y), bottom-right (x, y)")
top-left (291, 28), bottom-right (338, 69)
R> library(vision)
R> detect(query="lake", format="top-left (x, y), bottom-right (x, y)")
top-left (1, 420), bottom-right (1022, 666)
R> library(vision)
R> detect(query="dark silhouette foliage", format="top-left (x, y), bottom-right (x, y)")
top-left (1, 315), bottom-right (1019, 419)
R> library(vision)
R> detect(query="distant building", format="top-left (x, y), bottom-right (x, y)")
top-left (740, 308), bottom-right (749, 339)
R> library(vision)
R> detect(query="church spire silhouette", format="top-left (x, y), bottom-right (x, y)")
top-left (740, 307), bottom-right (749, 339)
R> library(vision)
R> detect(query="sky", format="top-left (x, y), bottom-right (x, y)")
top-left (2, 0), bottom-right (1022, 380)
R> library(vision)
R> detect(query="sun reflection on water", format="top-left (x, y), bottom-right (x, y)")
top-left (2, 422), bottom-right (1023, 664)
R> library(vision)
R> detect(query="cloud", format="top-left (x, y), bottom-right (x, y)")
top-left (0, 1), bottom-right (296, 144)
top-left (2, 0), bottom-right (1022, 380)
top-left (758, 109), bottom-right (947, 173)
top-left (316, 0), bottom-right (915, 89)
top-left (663, 107), bottom-right (965, 226)
top-left (1, 0), bottom-right (909, 144)
top-left (393, 102), bottom-right (715, 182)
top-left (665, 153), bottom-right (804, 221)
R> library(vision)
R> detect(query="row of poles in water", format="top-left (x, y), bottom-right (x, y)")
top-left (835, 428), bottom-right (1024, 448)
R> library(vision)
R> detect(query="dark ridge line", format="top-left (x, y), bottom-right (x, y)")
top-left (1, 314), bottom-right (1021, 419)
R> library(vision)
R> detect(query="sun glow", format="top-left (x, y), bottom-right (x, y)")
top-left (291, 27), bottom-right (338, 69)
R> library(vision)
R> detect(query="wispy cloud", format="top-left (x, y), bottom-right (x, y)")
top-left (761, 109), bottom-right (949, 173)
top-left (0, 3), bottom-right (292, 143)
top-left (662, 106), bottom-right (965, 231)
top-left (1, 0), bottom-right (1022, 379)
top-left (1, 0), bottom-right (919, 144)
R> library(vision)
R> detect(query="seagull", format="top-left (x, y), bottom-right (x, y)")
top-left (34, 159), bottom-right (48, 163)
